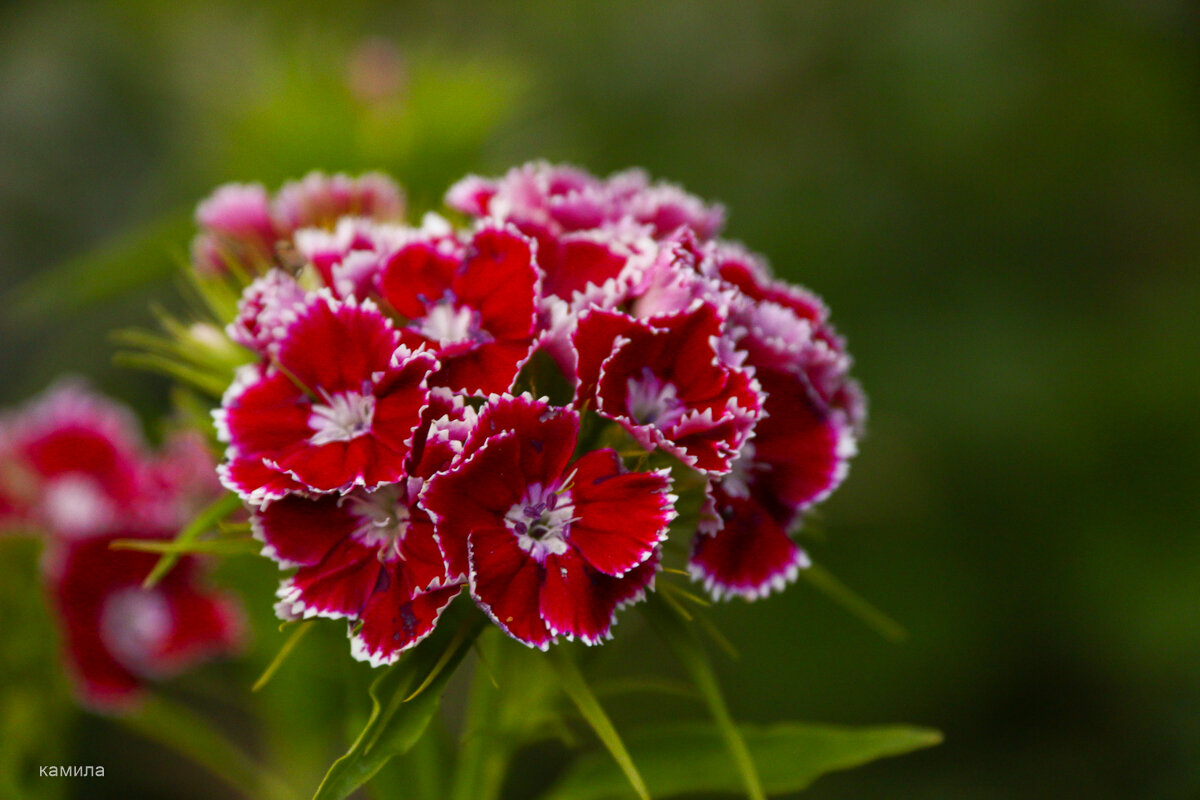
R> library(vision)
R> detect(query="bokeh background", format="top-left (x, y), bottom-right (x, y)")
top-left (2, 1), bottom-right (1199, 798)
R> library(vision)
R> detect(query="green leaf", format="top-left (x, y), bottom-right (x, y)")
top-left (801, 563), bottom-right (908, 643)
top-left (252, 622), bottom-right (316, 693)
top-left (543, 721), bottom-right (942, 800)
top-left (312, 608), bottom-right (484, 800)
top-left (546, 648), bottom-right (650, 800)
top-left (121, 694), bottom-right (297, 800)
top-left (110, 537), bottom-right (261, 557)
top-left (642, 593), bottom-right (765, 800)
top-left (142, 492), bottom-right (244, 588)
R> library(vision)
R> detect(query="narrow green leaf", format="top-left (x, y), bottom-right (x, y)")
top-left (110, 537), bottom-right (260, 556)
top-left (543, 721), bottom-right (942, 800)
top-left (643, 594), bottom-right (765, 800)
top-left (253, 621), bottom-right (315, 693)
top-left (801, 563), bottom-right (908, 643)
top-left (121, 694), bottom-right (297, 800)
top-left (545, 648), bottom-right (650, 800)
top-left (142, 493), bottom-right (244, 588)
top-left (114, 351), bottom-right (230, 398)
top-left (313, 609), bottom-right (484, 800)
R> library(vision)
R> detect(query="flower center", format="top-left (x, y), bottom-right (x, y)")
top-left (505, 482), bottom-right (575, 561)
top-left (309, 390), bottom-right (376, 445)
top-left (625, 367), bottom-right (686, 428)
top-left (419, 302), bottom-right (479, 346)
top-left (345, 485), bottom-right (411, 562)
top-left (100, 587), bottom-right (171, 674)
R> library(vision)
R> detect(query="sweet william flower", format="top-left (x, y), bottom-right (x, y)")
top-left (215, 291), bottom-right (437, 504)
top-left (375, 223), bottom-right (541, 395)
top-left (45, 531), bottom-right (242, 710)
top-left (0, 381), bottom-right (150, 538)
top-left (255, 390), bottom-right (472, 666)
top-left (422, 394), bottom-right (674, 648)
top-left (572, 301), bottom-right (763, 475)
top-left (192, 171), bottom-right (405, 277)
top-left (690, 368), bottom-right (856, 600)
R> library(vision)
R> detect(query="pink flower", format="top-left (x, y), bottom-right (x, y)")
top-left (191, 172), bottom-right (405, 277)
top-left (422, 395), bottom-right (674, 648)
top-left (572, 302), bottom-right (763, 474)
top-left (215, 292), bottom-right (436, 504)
top-left (274, 171), bottom-right (405, 232)
top-left (254, 391), bottom-right (471, 665)
top-left (46, 531), bottom-right (242, 710)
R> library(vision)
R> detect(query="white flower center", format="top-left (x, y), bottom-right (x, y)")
top-left (625, 367), bottom-right (686, 428)
top-left (345, 485), bottom-right (411, 562)
top-left (100, 588), bottom-right (171, 674)
top-left (505, 482), bottom-right (576, 561)
top-left (42, 475), bottom-right (113, 537)
top-left (722, 441), bottom-right (758, 499)
top-left (419, 302), bottom-right (477, 346)
top-left (309, 390), bottom-right (376, 445)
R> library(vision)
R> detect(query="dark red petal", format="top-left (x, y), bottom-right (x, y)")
top-left (276, 437), bottom-right (373, 493)
top-left (421, 431), bottom-right (528, 581)
top-left (277, 539), bottom-right (382, 620)
top-left (218, 457), bottom-right (304, 503)
top-left (544, 236), bottom-right (629, 300)
top-left (276, 295), bottom-right (400, 395)
top-left (377, 242), bottom-right (459, 320)
top-left (463, 395), bottom-right (579, 486)
top-left (399, 512), bottom-right (451, 592)
top-left (253, 494), bottom-right (356, 567)
top-left (567, 450), bottom-right (673, 577)
top-left (220, 369), bottom-right (309, 457)
top-left (571, 309), bottom-right (643, 403)
top-left (353, 581), bottom-right (462, 666)
top-left (539, 551), bottom-right (626, 644)
top-left (754, 369), bottom-right (853, 515)
top-left (455, 226), bottom-right (538, 341)
top-left (434, 340), bottom-right (531, 395)
top-left (689, 492), bottom-right (807, 601)
top-left (468, 524), bottom-right (554, 649)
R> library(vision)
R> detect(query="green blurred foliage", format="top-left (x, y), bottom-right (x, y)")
top-left (1, 0), bottom-right (1199, 797)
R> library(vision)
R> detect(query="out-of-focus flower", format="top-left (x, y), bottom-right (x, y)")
top-left (46, 531), bottom-right (242, 710)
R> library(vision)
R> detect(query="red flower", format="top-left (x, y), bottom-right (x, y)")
top-left (690, 369), bottom-right (856, 600)
top-left (216, 292), bottom-right (436, 504)
top-left (572, 302), bottom-right (763, 474)
top-left (375, 223), bottom-right (540, 394)
top-left (255, 390), bottom-right (472, 665)
top-left (46, 532), bottom-right (242, 710)
top-left (422, 395), bottom-right (674, 648)
top-left (0, 381), bottom-right (149, 538)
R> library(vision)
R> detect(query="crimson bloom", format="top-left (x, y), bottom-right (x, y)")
top-left (375, 223), bottom-right (541, 395)
top-left (255, 390), bottom-right (472, 665)
top-left (46, 532), bottom-right (242, 710)
top-left (215, 292), bottom-right (437, 504)
top-left (572, 301), bottom-right (763, 474)
top-left (422, 395), bottom-right (674, 648)
top-left (0, 381), bottom-right (149, 538)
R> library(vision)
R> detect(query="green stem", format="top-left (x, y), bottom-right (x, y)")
top-left (449, 630), bottom-right (511, 800)
top-left (120, 694), bottom-right (297, 800)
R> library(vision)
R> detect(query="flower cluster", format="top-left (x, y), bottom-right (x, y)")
top-left (206, 161), bottom-right (863, 664)
top-left (0, 383), bottom-right (242, 710)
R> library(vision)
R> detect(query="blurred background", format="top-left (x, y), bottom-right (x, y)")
top-left (2, 1), bottom-right (1199, 797)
